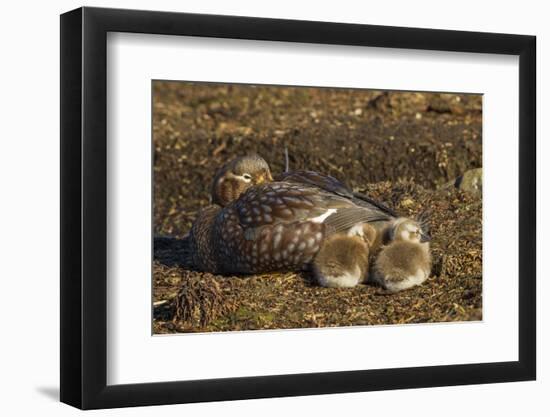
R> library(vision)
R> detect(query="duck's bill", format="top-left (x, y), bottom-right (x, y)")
top-left (255, 172), bottom-right (274, 184)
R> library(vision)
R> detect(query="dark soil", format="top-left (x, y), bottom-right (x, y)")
top-left (152, 81), bottom-right (482, 333)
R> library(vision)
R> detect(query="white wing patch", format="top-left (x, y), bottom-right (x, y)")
top-left (310, 208), bottom-right (337, 223)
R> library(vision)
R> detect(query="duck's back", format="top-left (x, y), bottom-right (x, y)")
top-left (214, 184), bottom-right (328, 273)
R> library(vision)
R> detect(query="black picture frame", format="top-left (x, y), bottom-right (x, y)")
top-left (60, 6), bottom-right (536, 410)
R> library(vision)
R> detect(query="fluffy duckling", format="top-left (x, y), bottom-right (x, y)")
top-left (313, 224), bottom-right (377, 288)
top-left (371, 218), bottom-right (431, 292)
top-left (211, 154), bottom-right (273, 206)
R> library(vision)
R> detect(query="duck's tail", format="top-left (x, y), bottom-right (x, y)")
top-left (351, 191), bottom-right (399, 218)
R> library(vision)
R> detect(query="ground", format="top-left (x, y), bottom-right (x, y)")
top-left (152, 81), bottom-right (482, 333)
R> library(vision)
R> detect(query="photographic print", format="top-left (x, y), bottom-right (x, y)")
top-left (152, 81), bottom-right (482, 334)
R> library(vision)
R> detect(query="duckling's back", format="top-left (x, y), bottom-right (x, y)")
top-left (372, 241), bottom-right (431, 292)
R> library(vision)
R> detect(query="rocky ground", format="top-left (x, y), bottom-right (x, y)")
top-left (152, 81), bottom-right (482, 333)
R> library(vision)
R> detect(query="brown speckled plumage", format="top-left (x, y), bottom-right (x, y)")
top-left (189, 156), bottom-right (398, 275)
top-left (190, 181), bottom-right (392, 274)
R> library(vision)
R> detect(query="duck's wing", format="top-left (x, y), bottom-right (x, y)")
top-left (276, 170), bottom-right (398, 218)
top-left (233, 182), bottom-right (389, 237)
top-left (323, 207), bottom-right (389, 235)
top-left (275, 170), bottom-right (354, 199)
top-left (234, 182), bottom-right (336, 230)
top-left (350, 192), bottom-right (399, 218)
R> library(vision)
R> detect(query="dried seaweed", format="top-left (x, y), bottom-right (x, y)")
top-left (173, 273), bottom-right (237, 328)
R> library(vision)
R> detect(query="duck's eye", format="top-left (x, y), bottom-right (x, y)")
top-left (242, 173), bottom-right (252, 182)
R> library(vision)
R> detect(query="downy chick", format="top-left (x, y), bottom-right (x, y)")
top-left (313, 224), bottom-right (377, 288)
top-left (371, 218), bottom-right (431, 292)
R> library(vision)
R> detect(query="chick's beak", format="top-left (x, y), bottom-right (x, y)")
top-left (420, 232), bottom-right (431, 243)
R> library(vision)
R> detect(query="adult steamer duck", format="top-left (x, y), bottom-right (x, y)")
top-left (187, 155), bottom-right (397, 279)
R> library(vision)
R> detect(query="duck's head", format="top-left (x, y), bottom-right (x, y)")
top-left (211, 155), bottom-right (273, 206)
top-left (388, 217), bottom-right (431, 244)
